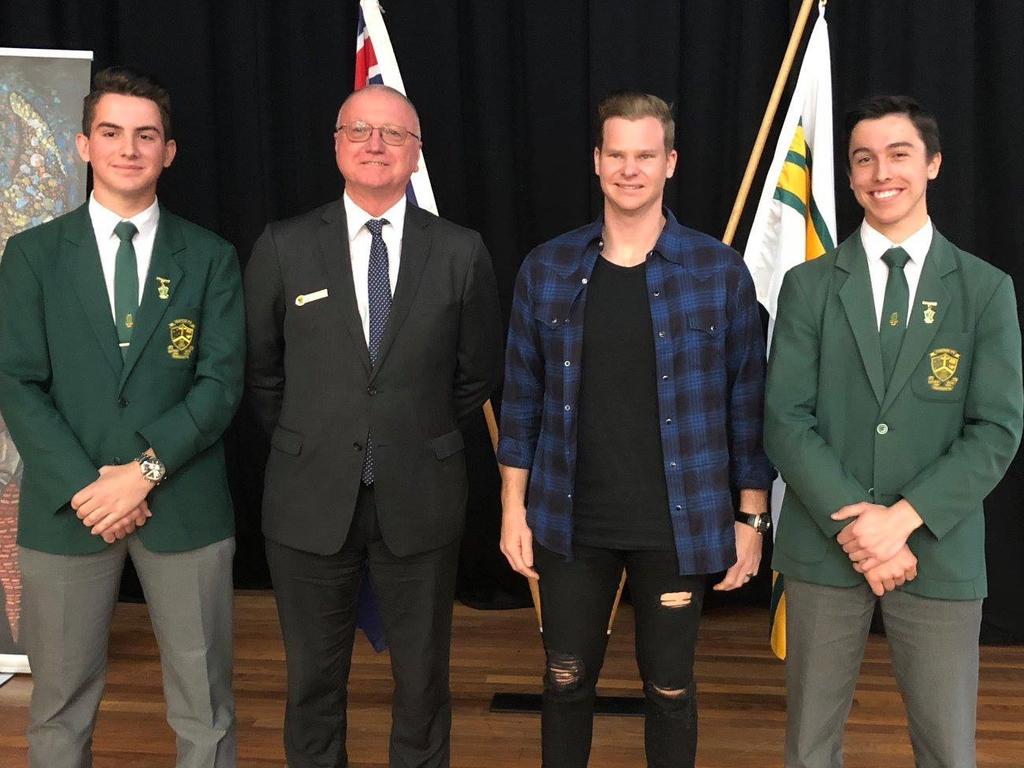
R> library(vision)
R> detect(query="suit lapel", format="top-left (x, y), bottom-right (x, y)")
top-left (118, 208), bottom-right (184, 390)
top-left (66, 205), bottom-right (123, 376)
top-left (837, 235), bottom-right (886, 405)
top-left (318, 201), bottom-right (371, 375)
top-left (879, 232), bottom-right (955, 412)
top-left (369, 205), bottom-right (432, 382)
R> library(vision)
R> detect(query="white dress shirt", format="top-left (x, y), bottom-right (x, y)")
top-left (860, 217), bottom-right (933, 330)
top-left (88, 193), bottom-right (160, 323)
top-left (343, 192), bottom-right (406, 345)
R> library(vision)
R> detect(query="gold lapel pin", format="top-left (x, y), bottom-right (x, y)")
top-left (156, 277), bottom-right (171, 300)
top-left (921, 301), bottom-right (937, 324)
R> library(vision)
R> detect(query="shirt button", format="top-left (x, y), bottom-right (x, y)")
top-left (674, 505), bottom-right (682, 511)
top-left (564, 360), bottom-right (571, 367)
top-left (710, 324), bottom-right (715, 332)
top-left (658, 331), bottom-right (666, 338)
top-left (876, 423), bottom-right (889, 435)
top-left (564, 404), bottom-right (572, 411)
top-left (653, 291), bottom-right (661, 297)
top-left (665, 418), bottom-right (672, 424)
top-left (581, 278), bottom-right (588, 284)
top-left (669, 461), bottom-right (677, 468)
top-left (552, 318), bottom-right (559, 324)
top-left (661, 375), bottom-right (669, 381)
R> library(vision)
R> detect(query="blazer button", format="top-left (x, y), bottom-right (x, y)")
top-left (352, 442), bottom-right (363, 451)
top-left (367, 386), bottom-right (377, 396)
top-left (113, 456), bottom-right (122, 464)
top-left (117, 397), bottom-right (129, 408)
top-left (876, 423), bottom-right (889, 435)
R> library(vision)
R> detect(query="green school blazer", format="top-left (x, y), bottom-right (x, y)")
top-left (0, 204), bottom-right (244, 555)
top-left (765, 230), bottom-right (1022, 600)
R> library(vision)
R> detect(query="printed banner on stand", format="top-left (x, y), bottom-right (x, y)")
top-left (0, 46), bottom-right (93, 674)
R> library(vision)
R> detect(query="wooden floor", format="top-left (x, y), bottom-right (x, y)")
top-left (0, 591), bottom-right (1022, 767)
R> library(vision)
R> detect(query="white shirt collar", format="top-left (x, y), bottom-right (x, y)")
top-left (343, 193), bottom-right (407, 242)
top-left (859, 217), bottom-right (933, 265)
top-left (88, 193), bottom-right (160, 240)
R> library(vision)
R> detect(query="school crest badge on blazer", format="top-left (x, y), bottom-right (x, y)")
top-left (928, 348), bottom-right (960, 392)
top-left (168, 318), bottom-right (196, 360)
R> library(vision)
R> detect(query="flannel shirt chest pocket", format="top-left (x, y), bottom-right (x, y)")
top-left (532, 301), bottom-right (581, 382)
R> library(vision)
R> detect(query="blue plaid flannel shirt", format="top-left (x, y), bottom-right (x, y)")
top-left (497, 210), bottom-right (774, 575)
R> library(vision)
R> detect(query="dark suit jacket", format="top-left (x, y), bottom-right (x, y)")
top-left (765, 230), bottom-right (1023, 600)
top-left (0, 204), bottom-right (244, 555)
top-left (245, 200), bottom-right (502, 557)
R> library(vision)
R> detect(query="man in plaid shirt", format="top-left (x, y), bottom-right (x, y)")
top-left (497, 91), bottom-right (774, 768)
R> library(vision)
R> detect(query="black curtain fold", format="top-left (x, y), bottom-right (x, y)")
top-left (2, 0), bottom-right (1021, 640)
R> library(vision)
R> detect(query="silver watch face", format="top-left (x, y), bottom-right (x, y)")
top-left (139, 457), bottom-right (165, 482)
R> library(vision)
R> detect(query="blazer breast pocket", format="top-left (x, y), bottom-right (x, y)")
top-left (910, 332), bottom-right (970, 403)
top-left (158, 307), bottom-right (200, 366)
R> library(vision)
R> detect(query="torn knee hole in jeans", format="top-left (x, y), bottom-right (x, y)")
top-left (648, 683), bottom-right (689, 699)
top-left (546, 652), bottom-right (585, 692)
top-left (659, 591), bottom-right (692, 609)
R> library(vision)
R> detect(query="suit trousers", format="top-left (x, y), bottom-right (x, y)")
top-left (784, 578), bottom-right (982, 768)
top-left (19, 536), bottom-right (236, 768)
top-left (266, 484), bottom-right (460, 768)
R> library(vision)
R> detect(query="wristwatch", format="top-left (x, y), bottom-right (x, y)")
top-left (135, 452), bottom-right (166, 485)
top-left (735, 510), bottom-right (771, 535)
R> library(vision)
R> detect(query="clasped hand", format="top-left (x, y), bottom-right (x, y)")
top-left (861, 545), bottom-right (918, 597)
top-left (831, 500), bottom-right (923, 596)
top-left (71, 463), bottom-right (153, 543)
top-left (832, 500), bottom-right (922, 573)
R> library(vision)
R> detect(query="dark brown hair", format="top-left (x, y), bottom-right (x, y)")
top-left (82, 66), bottom-right (173, 138)
top-left (844, 95), bottom-right (940, 169)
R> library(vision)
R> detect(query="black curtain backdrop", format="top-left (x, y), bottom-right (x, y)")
top-left (3, 0), bottom-right (1022, 641)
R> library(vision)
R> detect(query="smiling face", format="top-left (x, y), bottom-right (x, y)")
top-left (75, 93), bottom-right (176, 217)
top-left (594, 116), bottom-right (677, 219)
top-left (334, 88), bottom-right (421, 215)
top-left (848, 113), bottom-right (941, 242)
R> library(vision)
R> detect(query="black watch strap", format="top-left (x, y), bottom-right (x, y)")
top-left (735, 510), bottom-right (771, 534)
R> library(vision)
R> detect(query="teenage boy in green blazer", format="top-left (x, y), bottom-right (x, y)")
top-left (765, 95), bottom-right (1022, 768)
top-left (0, 67), bottom-right (243, 767)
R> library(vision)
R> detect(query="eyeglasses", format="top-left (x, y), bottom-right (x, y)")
top-left (334, 121), bottom-right (421, 146)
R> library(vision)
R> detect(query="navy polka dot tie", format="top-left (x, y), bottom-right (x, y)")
top-left (362, 218), bottom-right (392, 484)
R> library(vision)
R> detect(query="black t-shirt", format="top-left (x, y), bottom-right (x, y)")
top-left (572, 256), bottom-right (674, 551)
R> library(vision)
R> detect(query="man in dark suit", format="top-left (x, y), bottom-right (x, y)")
top-left (245, 84), bottom-right (502, 768)
top-left (0, 67), bottom-right (243, 767)
top-left (765, 95), bottom-right (1022, 767)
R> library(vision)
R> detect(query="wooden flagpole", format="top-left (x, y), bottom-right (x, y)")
top-left (722, 0), bottom-right (821, 246)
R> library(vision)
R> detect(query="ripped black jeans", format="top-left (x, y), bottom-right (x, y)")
top-left (533, 542), bottom-right (706, 768)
